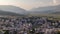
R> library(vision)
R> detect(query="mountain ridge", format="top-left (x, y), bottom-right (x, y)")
top-left (0, 5), bottom-right (26, 14)
top-left (29, 5), bottom-right (60, 14)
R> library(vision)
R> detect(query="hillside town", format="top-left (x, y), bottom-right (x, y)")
top-left (0, 16), bottom-right (60, 34)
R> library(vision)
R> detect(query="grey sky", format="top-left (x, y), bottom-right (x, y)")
top-left (0, 0), bottom-right (60, 10)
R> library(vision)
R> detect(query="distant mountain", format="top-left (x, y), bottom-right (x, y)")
top-left (30, 5), bottom-right (60, 14)
top-left (0, 10), bottom-right (24, 16)
top-left (0, 5), bottom-right (26, 15)
top-left (51, 11), bottom-right (60, 14)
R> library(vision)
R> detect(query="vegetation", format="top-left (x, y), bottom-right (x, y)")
top-left (0, 10), bottom-right (24, 16)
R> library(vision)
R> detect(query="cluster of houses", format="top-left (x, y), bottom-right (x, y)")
top-left (0, 16), bottom-right (60, 34)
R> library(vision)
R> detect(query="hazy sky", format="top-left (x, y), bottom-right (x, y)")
top-left (0, 0), bottom-right (60, 10)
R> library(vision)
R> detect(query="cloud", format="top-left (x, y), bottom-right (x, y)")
top-left (49, 0), bottom-right (60, 6)
top-left (0, 0), bottom-right (60, 10)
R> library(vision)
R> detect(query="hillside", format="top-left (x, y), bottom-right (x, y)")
top-left (0, 10), bottom-right (23, 16)
top-left (30, 5), bottom-right (60, 14)
top-left (0, 5), bottom-right (26, 14)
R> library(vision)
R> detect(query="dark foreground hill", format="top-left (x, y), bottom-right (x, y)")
top-left (0, 10), bottom-right (24, 16)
